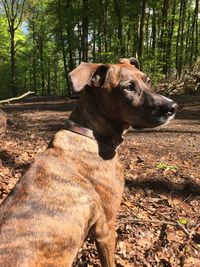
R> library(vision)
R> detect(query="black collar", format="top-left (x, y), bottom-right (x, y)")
top-left (65, 120), bottom-right (125, 159)
top-left (65, 120), bottom-right (123, 149)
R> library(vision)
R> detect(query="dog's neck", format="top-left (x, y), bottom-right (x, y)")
top-left (69, 88), bottom-right (129, 149)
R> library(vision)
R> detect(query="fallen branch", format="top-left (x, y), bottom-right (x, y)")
top-left (118, 217), bottom-right (200, 251)
top-left (123, 200), bottom-right (196, 239)
top-left (119, 216), bottom-right (193, 238)
top-left (137, 202), bottom-right (193, 238)
top-left (190, 221), bottom-right (200, 238)
top-left (119, 218), bottom-right (177, 226)
top-left (0, 91), bottom-right (35, 104)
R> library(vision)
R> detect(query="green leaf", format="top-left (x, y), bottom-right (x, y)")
top-left (178, 218), bottom-right (189, 225)
top-left (155, 162), bottom-right (177, 171)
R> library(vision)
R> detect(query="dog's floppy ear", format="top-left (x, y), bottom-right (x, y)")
top-left (129, 57), bottom-right (140, 69)
top-left (69, 62), bottom-right (108, 92)
top-left (90, 64), bottom-right (108, 88)
top-left (119, 57), bottom-right (140, 69)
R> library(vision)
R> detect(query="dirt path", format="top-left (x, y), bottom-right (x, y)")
top-left (0, 98), bottom-right (200, 266)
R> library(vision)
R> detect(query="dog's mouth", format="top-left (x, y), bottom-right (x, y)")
top-left (132, 113), bottom-right (176, 130)
top-left (131, 94), bottom-right (178, 131)
top-left (131, 124), bottom-right (145, 130)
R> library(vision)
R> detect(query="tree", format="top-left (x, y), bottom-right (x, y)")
top-left (0, 0), bottom-right (26, 96)
top-left (138, 0), bottom-right (147, 65)
top-left (0, 0), bottom-right (199, 98)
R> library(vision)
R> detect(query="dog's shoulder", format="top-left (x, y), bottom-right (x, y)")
top-left (49, 130), bottom-right (99, 154)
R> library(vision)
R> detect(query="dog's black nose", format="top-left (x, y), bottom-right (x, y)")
top-left (166, 101), bottom-right (178, 117)
top-left (166, 102), bottom-right (178, 117)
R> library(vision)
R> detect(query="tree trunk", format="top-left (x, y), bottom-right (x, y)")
top-left (92, 21), bottom-right (96, 61)
top-left (194, 0), bottom-right (200, 61)
top-left (165, 0), bottom-right (176, 75)
top-left (10, 26), bottom-right (17, 96)
top-left (194, 0), bottom-right (199, 61)
top-left (138, 0), bottom-right (147, 64)
top-left (66, 25), bottom-right (74, 72)
top-left (58, 0), bottom-right (69, 95)
top-left (47, 59), bottom-right (51, 95)
top-left (38, 35), bottom-right (45, 95)
top-left (114, 0), bottom-right (124, 57)
top-left (176, 0), bottom-right (183, 77)
top-left (190, 0), bottom-right (199, 64)
top-left (54, 63), bottom-right (58, 93)
top-left (160, 0), bottom-right (170, 74)
top-left (1, 0), bottom-right (26, 97)
top-left (97, 20), bottom-right (102, 61)
top-left (145, 9), bottom-right (150, 57)
top-left (81, 0), bottom-right (88, 62)
top-left (32, 20), bottom-right (37, 93)
top-left (152, 7), bottom-right (156, 55)
top-left (179, 0), bottom-right (187, 75)
top-left (78, 22), bottom-right (82, 63)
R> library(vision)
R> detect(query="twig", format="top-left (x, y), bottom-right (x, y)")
top-left (190, 222), bottom-right (200, 238)
top-left (181, 194), bottom-right (192, 204)
top-left (176, 221), bottom-right (193, 238)
top-left (193, 222), bottom-right (200, 232)
top-left (119, 217), bottom-right (192, 237)
top-left (0, 91), bottom-right (35, 104)
top-left (126, 201), bottom-right (194, 238)
top-left (119, 218), bottom-right (177, 226)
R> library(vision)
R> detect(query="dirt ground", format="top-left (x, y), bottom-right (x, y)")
top-left (0, 96), bottom-right (200, 267)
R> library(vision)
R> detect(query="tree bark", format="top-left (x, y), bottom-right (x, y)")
top-left (190, 0), bottom-right (199, 63)
top-left (164, 0), bottom-right (176, 76)
top-left (92, 21), bottom-right (96, 61)
top-left (160, 0), bottom-right (170, 74)
top-left (179, 0), bottom-right (187, 75)
top-left (81, 0), bottom-right (88, 62)
top-left (47, 59), bottom-right (51, 95)
top-left (10, 26), bottom-right (17, 96)
top-left (152, 7), bottom-right (156, 55)
top-left (138, 0), bottom-right (147, 64)
top-left (58, 0), bottom-right (70, 95)
top-left (195, 0), bottom-right (199, 61)
top-left (114, 0), bottom-right (124, 57)
top-left (38, 35), bottom-right (45, 95)
top-left (176, 0), bottom-right (183, 76)
top-left (31, 19), bottom-right (37, 93)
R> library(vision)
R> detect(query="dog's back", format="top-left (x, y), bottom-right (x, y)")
top-left (0, 130), bottom-right (123, 267)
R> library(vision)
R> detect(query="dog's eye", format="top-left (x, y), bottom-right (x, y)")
top-left (126, 82), bottom-right (135, 92)
top-left (147, 77), bottom-right (151, 86)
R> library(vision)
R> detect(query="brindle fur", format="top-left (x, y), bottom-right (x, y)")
top-left (0, 58), bottom-right (177, 267)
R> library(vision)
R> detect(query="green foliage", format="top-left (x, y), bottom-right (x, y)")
top-left (0, 16), bottom-right (9, 59)
top-left (0, 15), bottom-right (10, 98)
top-left (155, 162), bottom-right (177, 171)
top-left (0, 0), bottom-right (199, 97)
top-left (178, 218), bottom-right (189, 225)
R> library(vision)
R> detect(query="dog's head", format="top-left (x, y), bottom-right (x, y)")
top-left (69, 58), bottom-right (177, 130)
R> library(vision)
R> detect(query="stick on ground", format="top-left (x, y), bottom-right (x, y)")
top-left (0, 91), bottom-right (35, 104)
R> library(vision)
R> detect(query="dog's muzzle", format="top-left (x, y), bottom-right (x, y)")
top-left (155, 100), bottom-right (178, 124)
top-left (132, 95), bottom-right (178, 130)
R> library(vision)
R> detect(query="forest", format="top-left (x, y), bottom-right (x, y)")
top-left (0, 0), bottom-right (199, 98)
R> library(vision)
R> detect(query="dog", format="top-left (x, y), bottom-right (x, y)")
top-left (0, 58), bottom-right (177, 267)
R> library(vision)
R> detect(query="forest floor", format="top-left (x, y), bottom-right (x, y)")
top-left (0, 95), bottom-right (200, 267)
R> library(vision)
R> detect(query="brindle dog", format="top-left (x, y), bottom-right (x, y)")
top-left (0, 58), bottom-right (177, 267)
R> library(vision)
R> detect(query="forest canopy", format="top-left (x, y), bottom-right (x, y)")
top-left (0, 0), bottom-right (199, 98)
